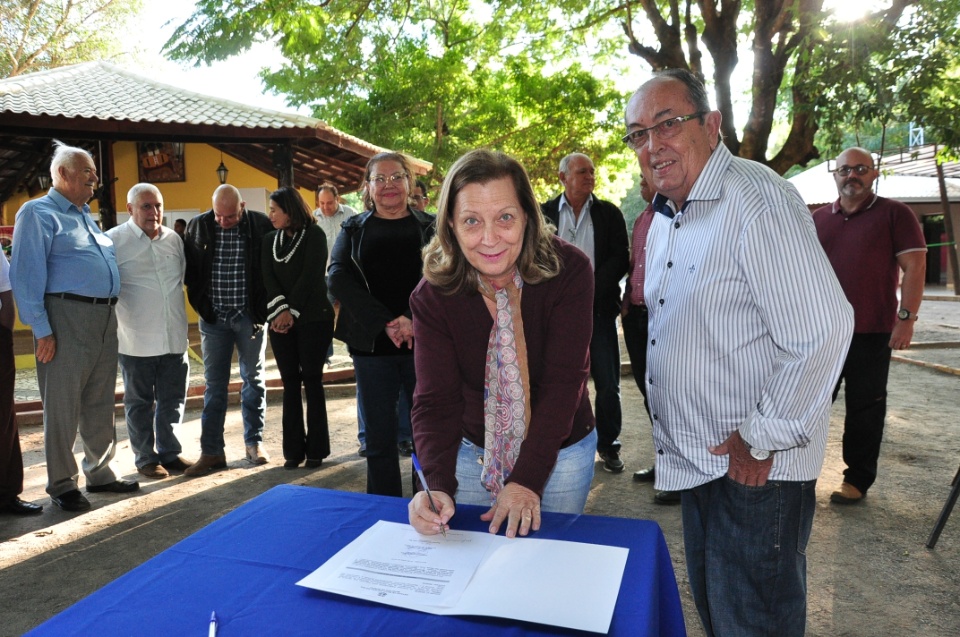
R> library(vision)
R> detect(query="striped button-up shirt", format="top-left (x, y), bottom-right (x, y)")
top-left (645, 144), bottom-right (854, 491)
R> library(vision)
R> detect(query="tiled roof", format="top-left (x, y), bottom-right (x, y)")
top-left (0, 61), bottom-right (431, 203)
top-left (0, 61), bottom-right (381, 153)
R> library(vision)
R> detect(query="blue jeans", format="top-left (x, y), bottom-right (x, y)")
top-left (119, 353), bottom-right (189, 468)
top-left (357, 391), bottom-right (413, 448)
top-left (352, 354), bottom-right (416, 496)
top-left (453, 428), bottom-right (597, 514)
top-left (198, 313), bottom-right (267, 455)
top-left (591, 312), bottom-right (622, 453)
top-left (682, 477), bottom-right (816, 637)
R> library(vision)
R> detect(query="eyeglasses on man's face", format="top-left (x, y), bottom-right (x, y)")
top-left (369, 173), bottom-right (408, 186)
top-left (622, 112), bottom-right (705, 150)
top-left (410, 195), bottom-right (427, 204)
top-left (833, 164), bottom-right (874, 177)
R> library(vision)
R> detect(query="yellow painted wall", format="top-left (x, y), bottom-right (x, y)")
top-left (5, 142), bottom-right (317, 335)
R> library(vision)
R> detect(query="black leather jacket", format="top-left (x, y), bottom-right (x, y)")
top-left (183, 208), bottom-right (274, 326)
top-left (327, 208), bottom-right (436, 352)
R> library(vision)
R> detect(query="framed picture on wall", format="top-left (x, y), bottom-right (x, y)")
top-left (137, 142), bottom-right (186, 183)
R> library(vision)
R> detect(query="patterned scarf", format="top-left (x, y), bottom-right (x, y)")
top-left (478, 269), bottom-right (532, 500)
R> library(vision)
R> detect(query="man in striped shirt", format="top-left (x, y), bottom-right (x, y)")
top-left (624, 69), bottom-right (853, 636)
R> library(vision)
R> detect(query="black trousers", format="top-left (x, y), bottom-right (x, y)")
top-left (0, 326), bottom-right (24, 504)
top-left (621, 304), bottom-right (651, 420)
top-left (832, 332), bottom-right (892, 494)
top-left (269, 321), bottom-right (335, 463)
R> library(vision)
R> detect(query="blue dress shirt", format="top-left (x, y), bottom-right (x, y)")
top-left (10, 188), bottom-right (120, 338)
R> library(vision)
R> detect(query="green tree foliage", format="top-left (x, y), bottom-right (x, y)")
top-left (809, 1), bottom-right (960, 158)
top-left (165, 0), bottom-right (631, 196)
top-left (614, 0), bottom-right (960, 172)
top-left (615, 0), bottom-right (960, 175)
top-left (165, 0), bottom-right (960, 190)
top-left (1, 0), bottom-right (142, 78)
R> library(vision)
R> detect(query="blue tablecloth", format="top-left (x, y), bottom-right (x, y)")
top-left (28, 485), bottom-right (686, 636)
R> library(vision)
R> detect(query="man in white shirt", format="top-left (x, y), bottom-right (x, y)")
top-left (626, 69), bottom-right (853, 636)
top-left (106, 184), bottom-right (193, 479)
top-left (313, 183), bottom-right (357, 268)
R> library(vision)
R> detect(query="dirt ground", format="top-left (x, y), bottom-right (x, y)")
top-left (2, 298), bottom-right (960, 636)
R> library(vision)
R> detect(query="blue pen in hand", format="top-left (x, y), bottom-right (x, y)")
top-left (411, 453), bottom-right (447, 537)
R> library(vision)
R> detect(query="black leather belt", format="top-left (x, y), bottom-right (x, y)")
top-left (47, 292), bottom-right (118, 306)
top-left (630, 303), bottom-right (648, 313)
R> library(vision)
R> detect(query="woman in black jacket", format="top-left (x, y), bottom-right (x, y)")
top-left (327, 153), bottom-right (435, 496)
top-left (262, 187), bottom-right (335, 469)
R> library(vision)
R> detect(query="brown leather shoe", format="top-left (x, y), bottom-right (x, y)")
top-left (183, 454), bottom-right (228, 477)
top-left (137, 463), bottom-right (169, 479)
top-left (830, 482), bottom-right (865, 504)
top-left (245, 445), bottom-right (269, 465)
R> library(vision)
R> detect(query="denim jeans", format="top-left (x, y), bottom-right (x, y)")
top-left (591, 312), bottom-right (622, 453)
top-left (357, 391), bottom-right (413, 448)
top-left (352, 354), bottom-right (416, 496)
top-left (269, 321), bottom-right (334, 462)
top-left (198, 313), bottom-right (267, 455)
top-left (832, 333), bottom-right (892, 494)
top-left (682, 476), bottom-right (816, 637)
top-left (118, 352), bottom-right (189, 468)
top-left (453, 428), bottom-right (597, 514)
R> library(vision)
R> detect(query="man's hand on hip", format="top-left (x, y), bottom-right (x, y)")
top-left (709, 429), bottom-right (774, 487)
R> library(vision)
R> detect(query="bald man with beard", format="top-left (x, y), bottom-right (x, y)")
top-left (813, 147), bottom-right (926, 505)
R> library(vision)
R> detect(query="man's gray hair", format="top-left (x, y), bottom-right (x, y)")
top-left (50, 140), bottom-right (93, 188)
top-left (654, 68), bottom-right (711, 115)
top-left (127, 183), bottom-right (161, 205)
top-left (558, 152), bottom-right (592, 175)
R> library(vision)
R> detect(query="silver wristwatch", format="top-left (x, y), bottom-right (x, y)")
top-left (744, 440), bottom-right (772, 461)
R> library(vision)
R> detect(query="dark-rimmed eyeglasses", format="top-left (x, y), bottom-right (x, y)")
top-left (833, 164), bottom-right (874, 177)
top-left (622, 112), bottom-right (705, 150)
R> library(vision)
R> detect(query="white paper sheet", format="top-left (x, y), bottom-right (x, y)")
top-left (297, 520), bottom-right (629, 634)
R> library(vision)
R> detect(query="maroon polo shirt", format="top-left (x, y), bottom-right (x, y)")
top-left (813, 195), bottom-right (925, 333)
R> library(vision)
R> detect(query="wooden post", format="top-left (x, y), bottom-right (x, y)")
top-left (97, 140), bottom-right (118, 230)
top-left (274, 142), bottom-right (295, 188)
top-left (935, 159), bottom-right (960, 295)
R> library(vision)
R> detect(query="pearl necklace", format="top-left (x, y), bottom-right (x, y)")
top-left (272, 228), bottom-right (305, 264)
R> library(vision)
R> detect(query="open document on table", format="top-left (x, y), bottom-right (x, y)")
top-left (297, 520), bottom-right (629, 634)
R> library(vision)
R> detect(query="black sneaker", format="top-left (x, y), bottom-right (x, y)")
top-left (598, 449), bottom-right (625, 474)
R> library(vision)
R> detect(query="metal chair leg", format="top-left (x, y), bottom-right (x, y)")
top-left (926, 464), bottom-right (960, 549)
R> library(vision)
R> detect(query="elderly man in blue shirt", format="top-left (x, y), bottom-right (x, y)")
top-left (10, 141), bottom-right (140, 513)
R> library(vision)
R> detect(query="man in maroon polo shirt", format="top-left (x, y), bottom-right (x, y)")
top-left (813, 146), bottom-right (926, 505)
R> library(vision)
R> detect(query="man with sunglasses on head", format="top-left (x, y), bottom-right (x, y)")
top-left (626, 69), bottom-right (853, 636)
top-left (813, 147), bottom-right (926, 505)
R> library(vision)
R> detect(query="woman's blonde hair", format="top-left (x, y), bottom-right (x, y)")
top-left (423, 149), bottom-right (560, 295)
